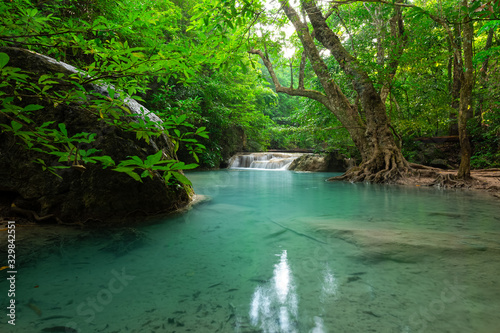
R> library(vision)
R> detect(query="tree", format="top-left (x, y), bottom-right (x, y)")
top-left (403, 0), bottom-right (497, 178)
top-left (250, 0), bottom-right (410, 183)
top-left (457, 0), bottom-right (474, 179)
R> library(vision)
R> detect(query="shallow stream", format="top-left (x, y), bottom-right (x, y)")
top-left (2, 170), bottom-right (500, 332)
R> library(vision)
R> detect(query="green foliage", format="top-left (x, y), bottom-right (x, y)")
top-left (273, 97), bottom-right (356, 156)
top-left (474, 20), bottom-right (500, 66)
top-left (0, 50), bottom-right (208, 183)
top-left (146, 65), bottom-right (275, 168)
top-left (248, 0), bottom-right (500, 170)
top-left (113, 150), bottom-right (198, 184)
top-left (2, 0), bottom-right (499, 178)
top-left (470, 111), bottom-right (500, 168)
top-left (0, 0), bottom-right (242, 186)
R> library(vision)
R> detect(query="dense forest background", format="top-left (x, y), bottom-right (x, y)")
top-left (1, 0), bottom-right (499, 176)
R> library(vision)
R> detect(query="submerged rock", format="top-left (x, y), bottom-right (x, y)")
top-left (0, 47), bottom-right (191, 225)
top-left (313, 223), bottom-right (500, 263)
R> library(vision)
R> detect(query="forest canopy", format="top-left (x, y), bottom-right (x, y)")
top-left (0, 0), bottom-right (499, 182)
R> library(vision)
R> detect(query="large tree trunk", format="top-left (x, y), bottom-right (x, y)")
top-left (299, 0), bottom-right (409, 182)
top-left (448, 25), bottom-right (462, 136)
top-left (424, 0), bottom-right (474, 180)
top-left (262, 0), bottom-right (409, 183)
top-left (457, 4), bottom-right (474, 179)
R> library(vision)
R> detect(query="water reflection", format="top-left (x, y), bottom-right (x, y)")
top-left (250, 250), bottom-right (299, 332)
top-left (249, 252), bottom-right (340, 332)
top-left (311, 316), bottom-right (326, 333)
top-left (320, 264), bottom-right (339, 302)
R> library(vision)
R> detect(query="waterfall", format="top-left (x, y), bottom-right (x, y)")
top-left (229, 153), bottom-right (303, 170)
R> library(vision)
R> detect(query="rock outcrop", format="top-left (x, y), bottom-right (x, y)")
top-left (288, 152), bottom-right (350, 172)
top-left (0, 47), bottom-right (191, 225)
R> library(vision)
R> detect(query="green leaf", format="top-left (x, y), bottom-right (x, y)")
top-left (172, 171), bottom-right (192, 186)
top-left (140, 170), bottom-right (152, 178)
top-left (58, 123), bottom-right (68, 136)
top-left (179, 163), bottom-right (198, 170)
top-left (23, 104), bottom-right (44, 111)
top-left (176, 114), bottom-right (187, 124)
top-left (11, 121), bottom-right (22, 132)
top-left (191, 151), bottom-right (199, 163)
top-left (164, 171), bottom-right (172, 183)
top-left (90, 155), bottom-right (116, 167)
top-left (476, 20), bottom-right (500, 36)
top-left (0, 53), bottom-right (9, 69)
top-left (113, 167), bottom-right (142, 182)
top-left (145, 150), bottom-right (163, 166)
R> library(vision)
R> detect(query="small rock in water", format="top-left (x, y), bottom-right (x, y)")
top-left (347, 276), bottom-right (361, 283)
top-left (362, 310), bottom-right (381, 318)
top-left (428, 212), bottom-right (463, 218)
top-left (208, 282), bottom-right (222, 288)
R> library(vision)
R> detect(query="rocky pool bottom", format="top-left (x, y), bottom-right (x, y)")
top-left (1, 170), bottom-right (499, 333)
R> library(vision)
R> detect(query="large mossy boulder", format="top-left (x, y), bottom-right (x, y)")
top-left (0, 47), bottom-right (191, 225)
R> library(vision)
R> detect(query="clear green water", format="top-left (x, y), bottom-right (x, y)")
top-left (2, 170), bottom-right (500, 333)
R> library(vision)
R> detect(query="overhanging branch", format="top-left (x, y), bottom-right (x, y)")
top-left (248, 48), bottom-right (329, 105)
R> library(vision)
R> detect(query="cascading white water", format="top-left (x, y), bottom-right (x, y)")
top-left (229, 153), bottom-right (303, 170)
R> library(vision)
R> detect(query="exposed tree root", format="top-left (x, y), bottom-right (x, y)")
top-left (431, 173), bottom-right (460, 187)
top-left (429, 173), bottom-right (491, 190)
top-left (328, 158), bottom-right (500, 196)
top-left (328, 150), bottom-right (412, 184)
top-left (10, 204), bottom-right (57, 222)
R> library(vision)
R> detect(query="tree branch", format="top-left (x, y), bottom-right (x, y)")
top-left (301, 0), bottom-right (371, 101)
top-left (380, 1), bottom-right (407, 102)
top-left (280, 1), bottom-right (354, 111)
top-left (298, 51), bottom-right (307, 89)
top-left (329, 0), bottom-right (415, 8)
top-left (248, 48), bottom-right (330, 105)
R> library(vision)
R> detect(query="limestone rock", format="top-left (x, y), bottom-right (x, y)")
top-left (288, 152), bottom-right (348, 172)
top-left (429, 158), bottom-right (451, 169)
